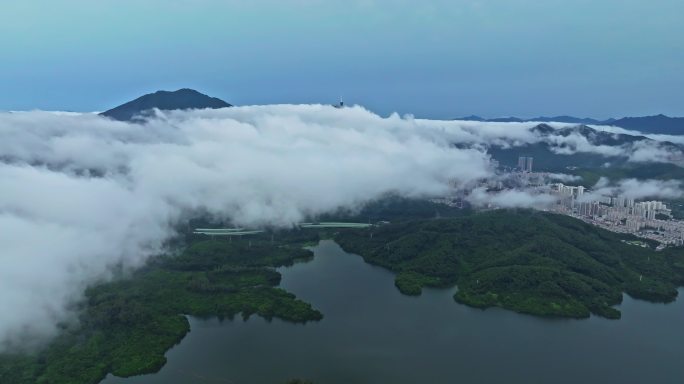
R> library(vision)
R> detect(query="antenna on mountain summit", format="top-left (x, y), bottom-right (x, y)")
top-left (334, 96), bottom-right (344, 108)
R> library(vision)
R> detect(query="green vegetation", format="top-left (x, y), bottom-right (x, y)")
top-left (490, 143), bottom-right (624, 172)
top-left (3, 198), bottom-right (683, 383)
top-left (394, 271), bottom-right (443, 295)
top-left (319, 195), bottom-right (473, 223)
top-left (570, 163), bottom-right (684, 187)
top-left (0, 232), bottom-right (323, 384)
top-left (335, 210), bottom-right (684, 319)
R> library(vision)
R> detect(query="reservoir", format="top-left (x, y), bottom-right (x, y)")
top-left (104, 240), bottom-right (684, 384)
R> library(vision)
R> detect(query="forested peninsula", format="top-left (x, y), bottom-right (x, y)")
top-left (335, 210), bottom-right (684, 319)
top-left (0, 231), bottom-right (322, 384)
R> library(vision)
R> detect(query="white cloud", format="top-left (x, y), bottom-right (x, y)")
top-left (422, 120), bottom-right (684, 164)
top-left (0, 105), bottom-right (496, 350)
top-left (581, 177), bottom-right (684, 202)
top-left (628, 140), bottom-right (682, 164)
top-left (2, 105), bottom-right (683, 350)
top-left (547, 173), bottom-right (581, 183)
top-left (545, 132), bottom-right (626, 157)
top-left (466, 187), bottom-right (556, 209)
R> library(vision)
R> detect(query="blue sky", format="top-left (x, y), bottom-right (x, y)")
top-left (1, 0), bottom-right (682, 118)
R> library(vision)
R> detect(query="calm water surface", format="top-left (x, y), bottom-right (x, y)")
top-left (104, 240), bottom-right (684, 384)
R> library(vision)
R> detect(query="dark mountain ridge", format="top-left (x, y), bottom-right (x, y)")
top-left (609, 115), bottom-right (684, 136)
top-left (455, 115), bottom-right (683, 135)
top-left (531, 123), bottom-right (650, 146)
top-left (101, 89), bottom-right (231, 121)
top-left (489, 123), bottom-right (684, 172)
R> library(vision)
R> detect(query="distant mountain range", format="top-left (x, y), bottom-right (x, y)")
top-left (101, 89), bottom-right (231, 121)
top-left (457, 115), bottom-right (605, 125)
top-left (486, 123), bottom-right (684, 173)
top-left (455, 114), bottom-right (684, 135)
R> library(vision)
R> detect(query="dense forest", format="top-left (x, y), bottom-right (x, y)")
top-left (335, 210), bottom-right (684, 319)
top-left (318, 195), bottom-right (473, 223)
top-left (0, 231), bottom-right (323, 384)
top-left (569, 163), bottom-right (684, 186)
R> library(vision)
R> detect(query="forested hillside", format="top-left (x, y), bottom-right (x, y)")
top-left (0, 233), bottom-right (322, 384)
top-left (335, 210), bottom-right (684, 319)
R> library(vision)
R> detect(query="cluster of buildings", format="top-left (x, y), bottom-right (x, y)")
top-left (437, 155), bottom-right (684, 249)
top-left (550, 182), bottom-right (684, 248)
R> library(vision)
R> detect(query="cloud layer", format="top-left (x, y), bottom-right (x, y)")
top-left (467, 187), bottom-right (557, 209)
top-left (1, 105), bottom-right (496, 349)
top-left (2, 105), bottom-right (684, 350)
top-left (583, 177), bottom-right (684, 201)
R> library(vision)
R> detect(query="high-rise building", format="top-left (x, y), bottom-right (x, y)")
top-left (517, 156), bottom-right (534, 172)
top-left (579, 202), bottom-right (591, 216)
top-left (518, 156), bottom-right (526, 171)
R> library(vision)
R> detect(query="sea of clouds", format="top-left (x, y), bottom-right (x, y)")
top-left (1, 104), bottom-right (682, 350)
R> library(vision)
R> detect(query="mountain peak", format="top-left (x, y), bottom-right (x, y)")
top-left (101, 88), bottom-right (232, 121)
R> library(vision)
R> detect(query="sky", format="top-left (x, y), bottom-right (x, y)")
top-left (1, 0), bottom-right (683, 118)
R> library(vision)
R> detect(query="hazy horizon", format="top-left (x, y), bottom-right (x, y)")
top-left (5, 89), bottom-right (684, 120)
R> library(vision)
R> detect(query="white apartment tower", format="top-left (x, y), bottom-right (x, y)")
top-left (517, 156), bottom-right (534, 172)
